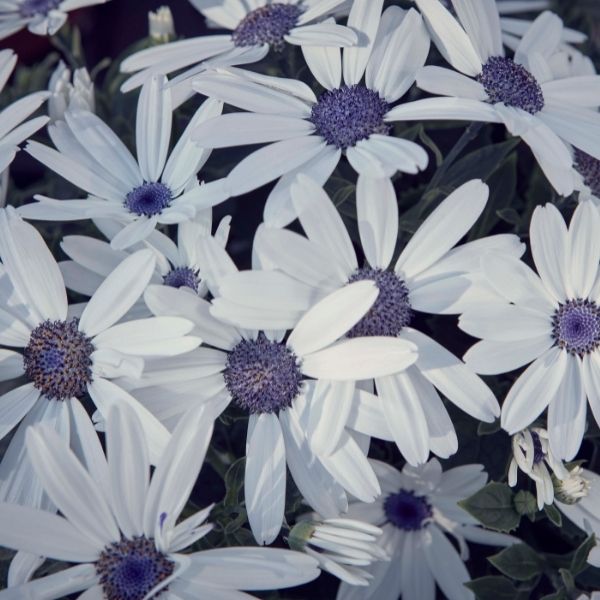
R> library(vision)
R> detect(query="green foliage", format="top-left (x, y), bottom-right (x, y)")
top-left (458, 482), bottom-right (521, 533)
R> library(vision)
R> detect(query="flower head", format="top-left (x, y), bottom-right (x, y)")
top-left (48, 60), bottom-right (95, 123)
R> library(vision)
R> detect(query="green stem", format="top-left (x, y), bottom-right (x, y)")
top-left (50, 35), bottom-right (79, 71)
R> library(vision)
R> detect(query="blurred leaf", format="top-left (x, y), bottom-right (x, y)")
top-left (571, 534), bottom-right (596, 576)
top-left (514, 491), bottom-right (538, 518)
top-left (465, 576), bottom-right (525, 600)
top-left (458, 482), bottom-right (521, 532)
top-left (223, 457), bottom-right (246, 508)
top-left (545, 504), bottom-right (563, 528)
top-left (489, 544), bottom-right (544, 581)
top-left (477, 419), bottom-right (501, 436)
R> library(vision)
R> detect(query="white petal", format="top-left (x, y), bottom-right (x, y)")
top-left (543, 76), bottom-right (600, 108)
top-left (0, 349), bottom-right (24, 382)
top-left (302, 43), bottom-right (341, 90)
top-left (452, 0), bottom-right (503, 62)
top-left (567, 199), bottom-right (600, 298)
top-left (286, 22), bottom-right (358, 48)
top-left (0, 383), bottom-right (39, 441)
top-left (416, 65), bottom-right (487, 100)
top-left (386, 97), bottom-right (500, 123)
top-left (109, 216), bottom-right (159, 250)
top-left (515, 11), bottom-right (562, 66)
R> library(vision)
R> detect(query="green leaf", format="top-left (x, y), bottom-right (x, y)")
top-left (514, 491), bottom-right (538, 518)
top-left (223, 457), bottom-right (246, 508)
top-left (477, 419), bottom-right (501, 436)
top-left (559, 568), bottom-right (576, 593)
top-left (540, 592), bottom-right (568, 600)
top-left (464, 576), bottom-right (520, 600)
top-left (489, 544), bottom-right (544, 581)
top-left (458, 482), bottom-right (521, 532)
top-left (571, 534), bottom-right (596, 576)
top-left (497, 207), bottom-right (521, 226)
top-left (544, 504), bottom-right (563, 527)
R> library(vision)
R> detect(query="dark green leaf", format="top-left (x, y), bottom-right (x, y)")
top-left (458, 482), bottom-right (521, 532)
top-left (464, 576), bottom-right (520, 600)
top-left (514, 491), bottom-right (538, 517)
top-left (223, 457), bottom-right (246, 508)
top-left (571, 534), bottom-right (596, 576)
top-left (496, 207), bottom-right (521, 225)
top-left (544, 504), bottom-right (563, 527)
top-left (477, 419), bottom-right (501, 436)
top-left (489, 544), bottom-right (544, 581)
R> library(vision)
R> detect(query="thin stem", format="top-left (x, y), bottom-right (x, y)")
top-left (50, 35), bottom-right (79, 71)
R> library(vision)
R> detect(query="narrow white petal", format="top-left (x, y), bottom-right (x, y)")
top-left (0, 349), bottom-right (25, 382)
top-left (416, 66), bottom-right (487, 100)
top-left (302, 43), bottom-right (341, 90)
top-left (452, 0), bottom-right (503, 62)
top-left (567, 199), bottom-right (600, 298)
top-left (515, 11), bottom-right (562, 66)
top-left (0, 383), bottom-right (40, 441)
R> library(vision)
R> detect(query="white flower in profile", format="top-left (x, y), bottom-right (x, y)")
top-left (139, 240), bottom-right (419, 545)
top-left (460, 199), bottom-right (600, 460)
top-left (190, 3), bottom-right (430, 226)
top-left (0, 0), bottom-right (110, 40)
top-left (19, 75), bottom-right (228, 250)
top-left (388, 0), bottom-right (600, 196)
top-left (287, 517), bottom-right (388, 586)
top-left (120, 0), bottom-right (358, 104)
top-left (0, 49), bottom-right (49, 173)
top-left (336, 458), bottom-right (516, 600)
top-left (47, 60), bottom-right (95, 123)
top-left (0, 403), bottom-right (321, 599)
top-left (211, 176), bottom-right (515, 465)
top-left (149, 5), bottom-right (175, 43)
top-left (59, 211), bottom-right (231, 319)
top-left (508, 427), bottom-right (568, 509)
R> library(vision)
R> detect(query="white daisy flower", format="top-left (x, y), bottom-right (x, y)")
top-left (138, 239), bottom-right (419, 545)
top-left (508, 427), bottom-right (568, 509)
top-left (59, 211), bottom-right (231, 319)
top-left (387, 0), bottom-right (600, 196)
top-left (0, 0), bottom-right (110, 40)
top-left (0, 208), bottom-right (201, 520)
top-left (120, 0), bottom-right (358, 103)
top-left (335, 458), bottom-right (516, 600)
top-left (287, 517), bottom-right (388, 586)
top-left (0, 402), bottom-right (321, 599)
top-left (210, 175), bottom-right (513, 465)
top-left (47, 60), bottom-right (95, 123)
top-left (149, 5), bottom-right (175, 43)
top-left (460, 199), bottom-right (600, 460)
top-left (190, 4), bottom-right (430, 226)
top-left (18, 75), bottom-right (228, 250)
top-left (0, 49), bottom-right (49, 173)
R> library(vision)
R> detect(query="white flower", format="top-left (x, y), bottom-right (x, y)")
top-left (149, 5), bottom-right (175, 42)
top-left (59, 211), bottom-right (231, 319)
top-left (47, 60), bottom-right (95, 123)
top-left (209, 175), bottom-right (516, 465)
top-left (508, 427), bottom-right (568, 509)
top-left (388, 0), bottom-right (600, 196)
top-left (135, 239), bottom-right (419, 545)
top-left (0, 208), bottom-right (200, 522)
top-left (336, 458), bottom-right (516, 600)
top-left (460, 200), bottom-right (600, 460)
top-left (287, 517), bottom-right (388, 586)
top-left (0, 49), bottom-right (49, 173)
top-left (120, 0), bottom-right (358, 103)
top-left (19, 75), bottom-right (228, 250)
top-left (0, 0), bottom-right (110, 40)
top-left (190, 4), bottom-right (430, 226)
top-left (0, 402), bottom-right (321, 598)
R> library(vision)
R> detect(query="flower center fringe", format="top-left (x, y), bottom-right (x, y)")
top-left (232, 3), bottom-right (303, 50)
top-left (125, 182), bottom-right (172, 217)
top-left (163, 266), bottom-right (199, 292)
top-left (23, 318), bottom-right (94, 401)
top-left (310, 85), bottom-right (391, 150)
top-left (552, 299), bottom-right (600, 356)
top-left (96, 536), bottom-right (175, 600)
top-left (19, 0), bottom-right (61, 17)
top-left (347, 268), bottom-right (412, 337)
top-left (574, 148), bottom-right (600, 197)
top-left (477, 56), bottom-right (544, 114)
top-left (224, 333), bottom-right (302, 414)
top-left (385, 489), bottom-right (433, 531)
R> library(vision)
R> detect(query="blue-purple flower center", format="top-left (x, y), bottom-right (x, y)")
top-left (96, 536), bottom-right (174, 600)
top-left (574, 148), bottom-right (600, 197)
top-left (530, 431), bottom-right (544, 465)
top-left (224, 333), bottom-right (302, 414)
top-left (552, 299), bottom-right (600, 356)
top-left (384, 490), bottom-right (433, 531)
top-left (477, 56), bottom-right (544, 114)
top-left (23, 318), bottom-right (94, 401)
top-left (347, 268), bottom-right (412, 338)
top-left (19, 0), bottom-right (61, 17)
top-left (232, 3), bottom-right (303, 50)
top-left (310, 85), bottom-right (391, 150)
top-left (163, 267), bottom-right (199, 292)
top-left (125, 182), bottom-right (172, 217)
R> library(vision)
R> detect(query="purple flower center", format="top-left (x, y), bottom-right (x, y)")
top-left (347, 268), bottom-right (412, 338)
top-left (530, 431), bottom-right (544, 465)
top-left (125, 182), bottom-right (172, 217)
top-left (19, 0), bottom-right (61, 17)
top-left (224, 333), bottom-right (302, 414)
top-left (552, 299), bottom-right (600, 356)
top-left (477, 56), bottom-right (544, 114)
top-left (23, 318), bottom-right (94, 401)
top-left (232, 3), bottom-right (303, 50)
top-left (96, 536), bottom-right (174, 600)
top-left (310, 85), bottom-right (391, 150)
top-left (385, 489), bottom-right (433, 531)
top-left (574, 148), bottom-right (600, 197)
top-left (163, 267), bottom-right (199, 293)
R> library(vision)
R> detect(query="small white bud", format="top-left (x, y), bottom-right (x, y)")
top-left (149, 6), bottom-right (175, 43)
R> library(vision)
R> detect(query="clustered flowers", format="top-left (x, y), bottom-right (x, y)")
top-left (0, 1), bottom-right (599, 599)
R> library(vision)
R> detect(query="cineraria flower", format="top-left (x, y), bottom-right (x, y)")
top-left (47, 60), bottom-right (95, 123)
top-left (460, 200), bottom-right (600, 460)
top-left (211, 176), bottom-right (514, 465)
top-left (137, 239), bottom-right (420, 545)
top-left (149, 5), bottom-right (175, 43)
top-left (508, 427), bottom-right (568, 509)
top-left (287, 517), bottom-right (388, 586)
top-left (0, 0), bottom-right (110, 40)
top-left (0, 403), bottom-right (321, 599)
top-left (190, 4), bottom-right (430, 226)
top-left (18, 75), bottom-right (228, 249)
top-left (120, 0), bottom-right (357, 104)
top-left (59, 211), bottom-right (231, 319)
top-left (389, 0), bottom-right (600, 196)
top-left (0, 208), bottom-right (200, 518)
top-left (0, 49), bottom-right (49, 173)
top-left (336, 458), bottom-right (515, 600)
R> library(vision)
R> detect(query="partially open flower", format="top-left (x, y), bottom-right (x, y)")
top-left (149, 6), bottom-right (175, 42)
top-left (48, 60), bottom-right (95, 123)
